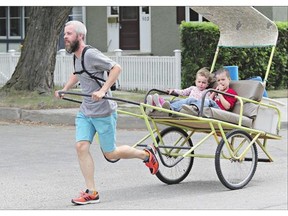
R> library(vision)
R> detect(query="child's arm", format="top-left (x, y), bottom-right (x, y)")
top-left (218, 87), bottom-right (238, 111)
top-left (209, 91), bottom-right (217, 100)
top-left (217, 93), bottom-right (232, 110)
top-left (213, 85), bottom-right (236, 110)
top-left (173, 86), bottom-right (194, 96)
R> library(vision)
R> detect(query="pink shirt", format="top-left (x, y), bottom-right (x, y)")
top-left (174, 86), bottom-right (208, 99)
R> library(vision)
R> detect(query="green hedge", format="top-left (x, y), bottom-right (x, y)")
top-left (180, 21), bottom-right (288, 90)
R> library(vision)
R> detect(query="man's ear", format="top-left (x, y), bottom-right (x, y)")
top-left (78, 33), bottom-right (84, 40)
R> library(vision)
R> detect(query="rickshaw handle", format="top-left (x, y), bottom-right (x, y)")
top-left (58, 91), bottom-right (141, 106)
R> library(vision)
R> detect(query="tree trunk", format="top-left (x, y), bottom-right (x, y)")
top-left (1, 6), bottom-right (72, 94)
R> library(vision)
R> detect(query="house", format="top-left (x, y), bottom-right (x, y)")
top-left (0, 6), bottom-right (287, 55)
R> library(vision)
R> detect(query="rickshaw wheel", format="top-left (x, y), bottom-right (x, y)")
top-left (215, 129), bottom-right (258, 190)
top-left (155, 127), bottom-right (194, 185)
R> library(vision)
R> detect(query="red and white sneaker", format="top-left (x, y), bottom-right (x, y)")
top-left (144, 146), bottom-right (159, 175)
top-left (71, 189), bottom-right (100, 205)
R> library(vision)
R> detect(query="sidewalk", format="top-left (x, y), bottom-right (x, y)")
top-left (0, 107), bottom-right (147, 129)
top-left (0, 98), bottom-right (287, 130)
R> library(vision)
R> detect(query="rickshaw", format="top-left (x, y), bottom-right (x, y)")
top-left (59, 6), bottom-right (283, 190)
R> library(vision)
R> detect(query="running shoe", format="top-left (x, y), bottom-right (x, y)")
top-left (71, 189), bottom-right (100, 205)
top-left (162, 101), bottom-right (171, 110)
top-left (144, 146), bottom-right (159, 175)
top-left (181, 104), bottom-right (199, 116)
top-left (152, 93), bottom-right (162, 107)
top-left (146, 95), bottom-right (154, 105)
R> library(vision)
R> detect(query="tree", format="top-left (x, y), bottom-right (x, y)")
top-left (1, 6), bottom-right (72, 94)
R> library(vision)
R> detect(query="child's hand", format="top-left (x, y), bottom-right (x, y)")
top-left (167, 89), bottom-right (174, 94)
top-left (216, 85), bottom-right (224, 91)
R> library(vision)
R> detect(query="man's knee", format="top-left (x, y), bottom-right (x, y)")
top-left (103, 149), bottom-right (118, 160)
top-left (75, 141), bottom-right (90, 153)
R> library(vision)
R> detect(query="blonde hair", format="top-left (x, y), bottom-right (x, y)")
top-left (215, 68), bottom-right (231, 79)
top-left (196, 67), bottom-right (211, 83)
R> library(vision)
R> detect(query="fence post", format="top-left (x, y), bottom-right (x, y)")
top-left (113, 49), bottom-right (122, 89)
top-left (114, 49), bottom-right (122, 63)
top-left (59, 49), bottom-right (66, 87)
top-left (174, 49), bottom-right (181, 89)
top-left (8, 49), bottom-right (16, 77)
top-left (59, 49), bottom-right (66, 56)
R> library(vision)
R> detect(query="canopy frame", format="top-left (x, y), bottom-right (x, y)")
top-left (190, 6), bottom-right (279, 86)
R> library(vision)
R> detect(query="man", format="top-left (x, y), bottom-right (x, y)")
top-left (55, 20), bottom-right (159, 205)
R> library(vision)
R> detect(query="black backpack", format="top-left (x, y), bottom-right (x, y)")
top-left (73, 45), bottom-right (117, 91)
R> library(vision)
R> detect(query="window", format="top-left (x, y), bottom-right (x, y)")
top-left (0, 7), bottom-right (7, 36)
top-left (142, 6), bottom-right (149, 14)
top-left (110, 6), bottom-right (118, 15)
top-left (176, 7), bottom-right (185, 24)
top-left (0, 6), bottom-right (29, 39)
top-left (176, 7), bottom-right (209, 24)
top-left (189, 9), bottom-right (199, 21)
top-left (24, 7), bottom-right (30, 35)
top-left (10, 7), bottom-right (21, 37)
top-left (68, 6), bottom-right (84, 21)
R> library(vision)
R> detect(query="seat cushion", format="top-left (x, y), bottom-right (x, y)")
top-left (229, 80), bottom-right (264, 102)
top-left (202, 107), bottom-right (253, 127)
top-left (233, 103), bottom-right (260, 120)
top-left (229, 80), bottom-right (264, 119)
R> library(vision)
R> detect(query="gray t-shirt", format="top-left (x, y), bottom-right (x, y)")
top-left (74, 47), bottom-right (118, 117)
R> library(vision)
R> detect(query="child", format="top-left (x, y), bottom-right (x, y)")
top-left (147, 67), bottom-right (212, 112)
top-left (181, 68), bottom-right (238, 115)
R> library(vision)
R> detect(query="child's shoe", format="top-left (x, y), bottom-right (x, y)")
top-left (152, 94), bottom-right (162, 107)
top-left (146, 95), bottom-right (153, 105)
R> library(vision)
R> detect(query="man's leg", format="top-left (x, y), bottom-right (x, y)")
top-left (72, 112), bottom-right (99, 205)
top-left (75, 140), bottom-right (96, 191)
top-left (104, 145), bottom-right (159, 175)
top-left (72, 140), bottom-right (99, 205)
top-left (105, 145), bottom-right (147, 160)
top-left (97, 112), bottom-right (159, 175)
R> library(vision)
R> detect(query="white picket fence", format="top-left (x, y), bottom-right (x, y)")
top-left (0, 49), bottom-right (181, 91)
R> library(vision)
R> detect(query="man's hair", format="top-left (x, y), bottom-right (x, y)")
top-left (65, 20), bottom-right (87, 39)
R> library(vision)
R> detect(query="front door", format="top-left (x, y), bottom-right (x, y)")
top-left (119, 7), bottom-right (140, 50)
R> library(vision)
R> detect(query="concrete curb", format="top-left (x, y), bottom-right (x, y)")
top-left (0, 107), bottom-right (147, 129)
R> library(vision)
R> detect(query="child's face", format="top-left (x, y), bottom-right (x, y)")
top-left (195, 75), bottom-right (209, 91)
top-left (216, 72), bottom-right (230, 91)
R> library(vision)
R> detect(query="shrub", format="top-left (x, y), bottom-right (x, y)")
top-left (180, 21), bottom-right (288, 90)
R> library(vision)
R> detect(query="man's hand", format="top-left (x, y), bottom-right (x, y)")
top-left (55, 90), bottom-right (64, 99)
top-left (92, 90), bottom-right (106, 101)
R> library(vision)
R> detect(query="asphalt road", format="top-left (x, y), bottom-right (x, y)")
top-left (0, 121), bottom-right (287, 212)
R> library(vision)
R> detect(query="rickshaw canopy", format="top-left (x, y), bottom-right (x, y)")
top-left (190, 6), bottom-right (278, 47)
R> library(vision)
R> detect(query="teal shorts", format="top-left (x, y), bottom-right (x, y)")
top-left (75, 111), bottom-right (117, 153)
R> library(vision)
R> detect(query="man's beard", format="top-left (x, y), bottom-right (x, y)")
top-left (65, 40), bottom-right (80, 54)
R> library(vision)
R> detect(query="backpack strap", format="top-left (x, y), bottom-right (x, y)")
top-left (73, 45), bottom-right (118, 91)
top-left (80, 45), bottom-right (92, 72)
top-left (73, 46), bottom-right (105, 83)
top-left (73, 45), bottom-right (92, 75)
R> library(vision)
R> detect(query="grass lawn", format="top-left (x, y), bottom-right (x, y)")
top-left (0, 88), bottom-right (287, 110)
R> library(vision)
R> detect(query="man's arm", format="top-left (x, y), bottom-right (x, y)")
top-left (91, 64), bottom-right (121, 101)
top-left (54, 73), bottom-right (79, 98)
